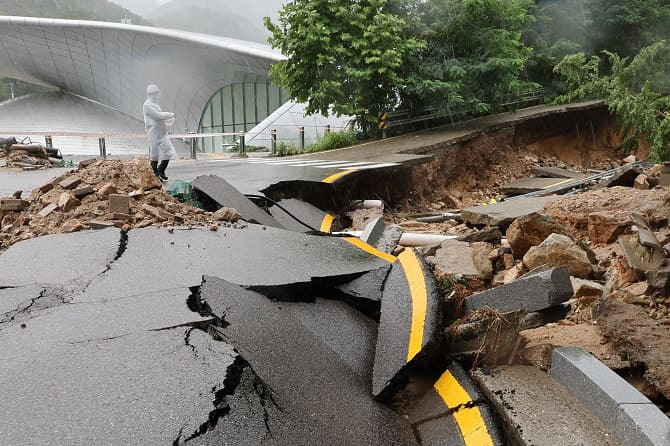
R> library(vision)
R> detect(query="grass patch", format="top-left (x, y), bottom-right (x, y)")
top-left (275, 130), bottom-right (357, 157)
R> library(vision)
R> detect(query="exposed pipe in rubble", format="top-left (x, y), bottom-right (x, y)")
top-left (334, 231), bottom-right (458, 247)
top-left (350, 200), bottom-right (384, 210)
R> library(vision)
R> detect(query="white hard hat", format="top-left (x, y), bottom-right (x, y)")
top-left (146, 84), bottom-right (160, 95)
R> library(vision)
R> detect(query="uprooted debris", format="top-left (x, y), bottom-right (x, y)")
top-left (0, 158), bottom-right (242, 250)
top-left (0, 137), bottom-right (63, 170)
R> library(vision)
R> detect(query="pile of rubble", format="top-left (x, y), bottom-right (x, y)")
top-left (0, 137), bottom-right (63, 170)
top-left (0, 158), bottom-right (241, 250)
top-left (353, 157), bottom-right (670, 414)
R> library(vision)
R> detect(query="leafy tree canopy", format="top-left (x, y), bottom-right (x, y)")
top-left (554, 41), bottom-right (670, 160)
top-left (264, 0), bottom-right (422, 130)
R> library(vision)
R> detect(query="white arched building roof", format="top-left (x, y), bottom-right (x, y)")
top-left (0, 16), bottom-right (283, 135)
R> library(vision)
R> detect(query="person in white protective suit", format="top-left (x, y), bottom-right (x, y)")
top-left (143, 84), bottom-right (177, 181)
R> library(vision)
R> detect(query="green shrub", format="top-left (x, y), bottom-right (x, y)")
top-left (308, 130), bottom-right (357, 153)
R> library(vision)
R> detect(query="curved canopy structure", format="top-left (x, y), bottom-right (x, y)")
top-left (0, 16), bottom-right (282, 135)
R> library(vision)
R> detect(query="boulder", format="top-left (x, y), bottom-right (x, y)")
top-left (471, 242), bottom-right (494, 279)
top-left (587, 212), bottom-right (630, 244)
top-left (506, 212), bottom-right (571, 258)
top-left (523, 233), bottom-right (593, 278)
top-left (647, 268), bottom-right (670, 292)
top-left (97, 182), bottom-right (117, 200)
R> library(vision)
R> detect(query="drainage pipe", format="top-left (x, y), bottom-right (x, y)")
top-left (351, 200), bottom-right (384, 210)
top-left (334, 231), bottom-right (458, 247)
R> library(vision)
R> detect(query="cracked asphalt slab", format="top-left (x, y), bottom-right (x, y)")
top-left (199, 275), bottom-right (417, 445)
top-left (75, 225), bottom-right (392, 302)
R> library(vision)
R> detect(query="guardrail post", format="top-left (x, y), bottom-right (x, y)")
top-left (325, 124), bottom-right (330, 134)
top-left (271, 129), bottom-right (277, 155)
top-left (98, 137), bottom-right (107, 159)
top-left (239, 134), bottom-right (246, 155)
top-left (189, 132), bottom-right (196, 160)
top-left (45, 135), bottom-right (53, 149)
top-left (299, 127), bottom-right (305, 150)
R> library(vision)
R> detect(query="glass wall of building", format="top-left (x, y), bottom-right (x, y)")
top-left (198, 81), bottom-right (287, 153)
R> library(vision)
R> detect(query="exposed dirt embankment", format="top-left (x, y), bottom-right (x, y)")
top-left (403, 106), bottom-right (640, 210)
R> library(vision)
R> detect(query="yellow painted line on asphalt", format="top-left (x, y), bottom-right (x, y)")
top-left (434, 371), bottom-right (494, 446)
top-left (320, 213), bottom-right (335, 233)
top-left (542, 178), bottom-right (574, 189)
top-left (398, 249), bottom-right (428, 362)
top-left (322, 169), bottom-right (357, 184)
top-left (343, 237), bottom-right (397, 263)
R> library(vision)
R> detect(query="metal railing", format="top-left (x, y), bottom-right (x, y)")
top-left (381, 89), bottom-right (546, 134)
top-left (0, 124), bottom-right (346, 160)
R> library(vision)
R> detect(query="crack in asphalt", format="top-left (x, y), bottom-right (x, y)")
top-left (0, 287), bottom-right (72, 329)
top-left (409, 398), bottom-right (490, 444)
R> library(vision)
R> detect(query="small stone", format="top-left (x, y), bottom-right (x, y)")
top-left (624, 281), bottom-right (649, 296)
top-left (213, 207), bottom-right (241, 223)
top-left (504, 264), bottom-right (524, 284)
top-left (78, 158), bottom-right (98, 169)
top-left (571, 277), bottom-right (605, 299)
top-left (12, 190), bottom-right (22, 199)
top-left (62, 219), bottom-right (85, 233)
top-left (97, 183), bottom-right (117, 199)
top-left (89, 220), bottom-right (115, 230)
top-left (57, 193), bottom-right (80, 211)
top-left (503, 253), bottom-right (515, 269)
top-left (209, 225), bottom-right (219, 231)
top-left (633, 174), bottom-right (650, 190)
top-left (622, 155), bottom-right (637, 164)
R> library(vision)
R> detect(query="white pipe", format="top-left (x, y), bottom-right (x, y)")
top-left (333, 231), bottom-right (459, 247)
top-left (399, 233), bottom-right (459, 247)
top-left (351, 200), bottom-right (384, 210)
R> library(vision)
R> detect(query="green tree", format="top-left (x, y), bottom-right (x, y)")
top-left (264, 0), bottom-right (422, 131)
top-left (586, 0), bottom-right (670, 59)
top-left (404, 0), bottom-right (536, 115)
top-left (554, 41), bottom-right (670, 160)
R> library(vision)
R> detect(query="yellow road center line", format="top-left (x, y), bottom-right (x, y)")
top-left (398, 249), bottom-right (428, 362)
top-left (434, 371), bottom-right (494, 446)
top-left (541, 178), bottom-right (574, 189)
top-left (320, 213), bottom-right (334, 233)
top-left (322, 169), bottom-right (356, 184)
top-left (343, 237), bottom-right (397, 263)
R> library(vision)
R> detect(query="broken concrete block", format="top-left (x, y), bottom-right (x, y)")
top-left (108, 194), bottom-right (130, 215)
top-left (587, 212), bottom-right (630, 244)
top-left (551, 347), bottom-right (670, 446)
top-left (142, 204), bottom-right (172, 221)
top-left (128, 190), bottom-right (144, 199)
top-left (59, 175), bottom-right (82, 190)
top-left (72, 186), bottom-right (95, 199)
top-left (600, 164), bottom-right (642, 188)
top-left (523, 233), bottom-right (593, 278)
top-left (62, 219), bottom-right (85, 233)
top-left (500, 177), bottom-right (571, 195)
top-left (89, 220), bottom-right (115, 230)
top-left (532, 166), bottom-right (588, 179)
top-left (111, 213), bottom-right (132, 221)
top-left (571, 278), bottom-right (605, 302)
top-left (360, 216), bottom-right (385, 246)
top-left (647, 268), bottom-right (670, 292)
top-left (57, 192), bottom-right (80, 212)
top-left (375, 225), bottom-right (403, 254)
top-left (408, 361), bottom-right (504, 446)
top-left (474, 365), bottom-right (619, 446)
top-left (461, 196), bottom-right (560, 229)
top-left (336, 265), bottom-right (391, 303)
top-left (373, 248), bottom-right (441, 399)
top-left (78, 158), bottom-right (97, 169)
top-left (38, 202), bottom-right (59, 218)
top-left (0, 199), bottom-right (29, 211)
top-left (464, 267), bottom-right (573, 314)
top-left (191, 175), bottom-right (280, 227)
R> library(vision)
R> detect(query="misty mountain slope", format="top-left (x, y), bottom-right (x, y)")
top-left (0, 0), bottom-right (147, 24)
top-left (147, 0), bottom-right (285, 42)
top-left (109, 0), bottom-right (160, 17)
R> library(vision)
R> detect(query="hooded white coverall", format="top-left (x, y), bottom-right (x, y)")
top-left (143, 96), bottom-right (177, 162)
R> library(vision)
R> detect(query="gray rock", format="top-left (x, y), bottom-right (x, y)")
top-left (463, 267), bottom-right (573, 313)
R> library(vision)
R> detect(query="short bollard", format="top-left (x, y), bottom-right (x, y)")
top-left (239, 134), bottom-right (246, 155)
top-left (98, 137), bottom-right (107, 159)
top-left (299, 126), bottom-right (305, 150)
top-left (189, 132), bottom-right (196, 160)
top-left (271, 129), bottom-right (277, 155)
top-left (45, 135), bottom-right (53, 149)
